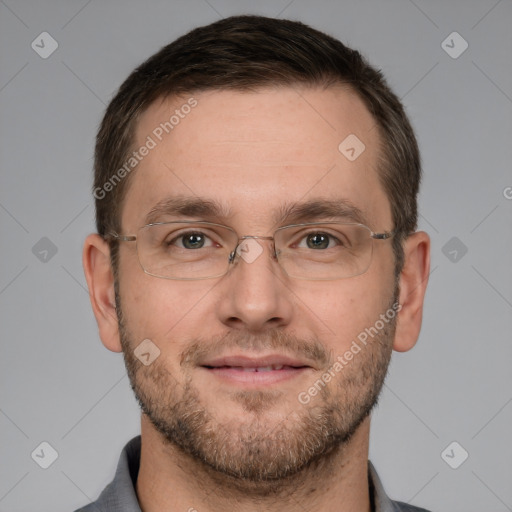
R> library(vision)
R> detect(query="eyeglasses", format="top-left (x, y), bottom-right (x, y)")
top-left (107, 221), bottom-right (394, 281)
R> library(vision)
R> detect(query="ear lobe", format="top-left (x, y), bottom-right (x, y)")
top-left (393, 231), bottom-right (430, 352)
top-left (82, 234), bottom-right (122, 353)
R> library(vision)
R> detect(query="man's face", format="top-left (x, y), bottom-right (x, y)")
top-left (116, 86), bottom-right (397, 481)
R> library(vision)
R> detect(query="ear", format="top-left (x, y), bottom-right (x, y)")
top-left (393, 231), bottom-right (430, 352)
top-left (82, 234), bottom-right (122, 353)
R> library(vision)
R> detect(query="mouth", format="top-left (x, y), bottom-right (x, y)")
top-left (206, 364), bottom-right (299, 372)
top-left (198, 354), bottom-right (314, 386)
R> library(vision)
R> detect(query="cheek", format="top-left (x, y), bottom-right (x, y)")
top-left (297, 261), bottom-right (396, 353)
top-left (312, 285), bottom-right (388, 340)
top-left (119, 263), bottom-right (216, 349)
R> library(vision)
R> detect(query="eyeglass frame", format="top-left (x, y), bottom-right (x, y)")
top-left (105, 220), bottom-right (395, 281)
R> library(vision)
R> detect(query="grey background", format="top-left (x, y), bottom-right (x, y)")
top-left (1, 1), bottom-right (511, 511)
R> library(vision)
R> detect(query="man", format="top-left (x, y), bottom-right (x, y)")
top-left (80, 14), bottom-right (431, 512)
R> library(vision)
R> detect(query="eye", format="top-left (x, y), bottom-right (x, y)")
top-left (298, 232), bottom-right (341, 250)
top-left (168, 231), bottom-right (215, 249)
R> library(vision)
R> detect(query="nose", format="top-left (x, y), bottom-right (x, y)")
top-left (215, 237), bottom-right (294, 332)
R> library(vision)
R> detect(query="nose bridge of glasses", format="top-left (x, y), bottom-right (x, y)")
top-left (239, 235), bottom-right (274, 241)
top-left (228, 235), bottom-right (277, 265)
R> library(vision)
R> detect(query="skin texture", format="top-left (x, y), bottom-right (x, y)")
top-left (83, 86), bottom-right (430, 512)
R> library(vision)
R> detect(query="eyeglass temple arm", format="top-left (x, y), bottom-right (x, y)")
top-left (106, 232), bottom-right (136, 242)
top-left (371, 231), bottom-right (394, 240)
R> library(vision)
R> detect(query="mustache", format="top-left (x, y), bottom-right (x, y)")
top-left (180, 330), bottom-right (331, 369)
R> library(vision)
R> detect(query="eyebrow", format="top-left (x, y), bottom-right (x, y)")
top-left (144, 196), bottom-right (369, 228)
top-left (145, 197), bottom-right (233, 225)
top-left (275, 198), bottom-right (368, 227)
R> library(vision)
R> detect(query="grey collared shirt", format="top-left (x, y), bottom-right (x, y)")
top-left (74, 436), bottom-right (431, 512)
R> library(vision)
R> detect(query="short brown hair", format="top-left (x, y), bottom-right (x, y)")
top-left (94, 15), bottom-right (421, 275)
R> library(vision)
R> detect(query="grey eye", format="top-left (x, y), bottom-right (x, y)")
top-left (306, 233), bottom-right (331, 249)
top-left (181, 233), bottom-right (206, 249)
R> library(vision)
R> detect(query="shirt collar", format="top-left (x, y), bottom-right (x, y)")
top-left (81, 435), bottom-right (410, 512)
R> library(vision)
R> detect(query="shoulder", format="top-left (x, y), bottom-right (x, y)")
top-left (368, 460), bottom-right (432, 512)
top-left (71, 436), bottom-right (142, 512)
top-left (390, 501), bottom-right (432, 512)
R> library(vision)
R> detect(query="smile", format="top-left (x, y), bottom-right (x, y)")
top-left (199, 357), bottom-right (312, 386)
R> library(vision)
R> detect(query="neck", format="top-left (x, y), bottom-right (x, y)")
top-left (135, 414), bottom-right (372, 512)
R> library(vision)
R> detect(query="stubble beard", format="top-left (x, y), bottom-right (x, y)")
top-left (116, 289), bottom-right (396, 491)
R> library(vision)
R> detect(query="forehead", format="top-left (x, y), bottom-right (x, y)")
top-left (122, 86), bottom-right (391, 231)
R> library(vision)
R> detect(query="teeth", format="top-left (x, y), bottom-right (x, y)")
top-left (230, 365), bottom-right (285, 372)
top-left (245, 366), bottom-right (272, 372)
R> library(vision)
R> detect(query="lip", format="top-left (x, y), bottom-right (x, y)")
top-left (198, 353), bottom-right (314, 387)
